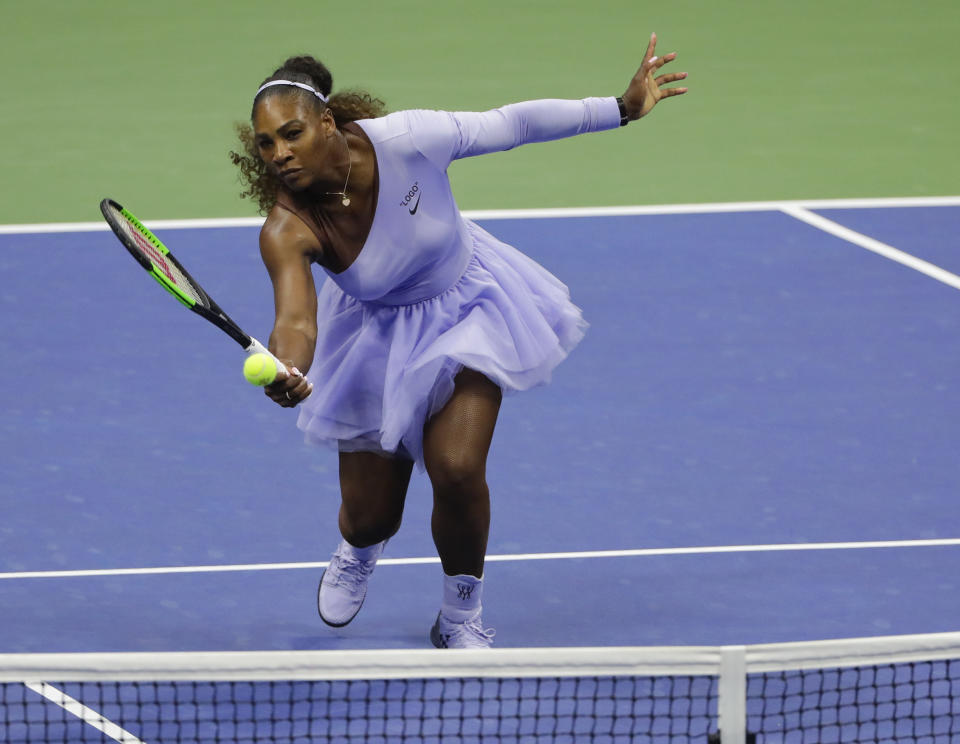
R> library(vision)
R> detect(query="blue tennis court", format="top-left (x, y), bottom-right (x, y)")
top-left (2, 200), bottom-right (958, 654)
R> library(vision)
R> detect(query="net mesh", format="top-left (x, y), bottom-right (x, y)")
top-left (2, 634), bottom-right (959, 744)
top-left (748, 660), bottom-right (960, 743)
top-left (2, 675), bottom-right (716, 743)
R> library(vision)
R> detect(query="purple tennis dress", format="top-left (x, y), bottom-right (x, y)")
top-left (290, 97), bottom-right (622, 466)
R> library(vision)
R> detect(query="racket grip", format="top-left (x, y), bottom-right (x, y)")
top-left (244, 338), bottom-right (291, 379)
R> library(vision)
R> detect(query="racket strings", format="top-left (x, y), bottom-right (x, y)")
top-left (113, 211), bottom-right (206, 307)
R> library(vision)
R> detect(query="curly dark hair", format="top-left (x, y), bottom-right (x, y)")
top-left (229, 56), bottom-right (387, 215)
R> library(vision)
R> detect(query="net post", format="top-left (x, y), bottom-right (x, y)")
top-left (718, 645), bottom-right (747, 744)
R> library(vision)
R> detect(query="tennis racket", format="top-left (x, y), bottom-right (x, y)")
top-left (99, 198), bottom-right (290, 383)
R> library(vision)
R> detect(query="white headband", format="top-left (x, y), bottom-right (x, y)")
top-left (255, 80), bottom-right (329, 103)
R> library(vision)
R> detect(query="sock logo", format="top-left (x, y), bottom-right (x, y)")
top-left (456, 583), bottom-right (474, 601)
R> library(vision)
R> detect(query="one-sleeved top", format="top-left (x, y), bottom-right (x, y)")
top-left (276, 97), bottom-right (621, 305)
top-left (280, 97), bottom-right (622, 463)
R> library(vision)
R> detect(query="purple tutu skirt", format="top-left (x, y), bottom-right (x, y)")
top-left (296, 224), bottom-right (587, 467)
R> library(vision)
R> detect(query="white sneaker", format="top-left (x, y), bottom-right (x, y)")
top-left (430, 611), bottom-right (495, 648)
top-left (317, 540), bottom-right (385, 627)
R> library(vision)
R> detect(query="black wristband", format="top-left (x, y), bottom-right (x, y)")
top-left (616, 96), bottom-right (629, 126)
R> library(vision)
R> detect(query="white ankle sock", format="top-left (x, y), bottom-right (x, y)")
top-left (343, 540), bottom-right (382, 561)
top-left (442, 573), bottom-right (483, 622)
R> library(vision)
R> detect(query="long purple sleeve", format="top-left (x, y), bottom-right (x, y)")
top-left (406, 97), bottom-right (622, 168)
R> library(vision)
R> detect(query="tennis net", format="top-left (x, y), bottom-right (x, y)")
top-left (0, 631), bottom-right (957, 743)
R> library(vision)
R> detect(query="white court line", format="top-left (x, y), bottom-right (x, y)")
top-left (1, 195), bottom-right (959, 234)
top-left (2, 538), bottom-right (958, 581)
top-left (25, 682), bottom-right (145, 744)
top-left (781, 205), bottom-right (960, 292)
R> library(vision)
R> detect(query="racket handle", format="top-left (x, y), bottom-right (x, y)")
top-left (244, 337), bottom-right (291, 378)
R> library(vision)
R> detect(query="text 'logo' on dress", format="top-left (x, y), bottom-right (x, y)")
top-left (400, 182), bottom-right (421, 214)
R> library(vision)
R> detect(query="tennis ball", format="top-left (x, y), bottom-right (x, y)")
top-left (243, 353), bottom-right (278, 386)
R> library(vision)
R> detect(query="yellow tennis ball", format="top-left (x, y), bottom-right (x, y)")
top-left (243, 353), bottom-right (278, 386)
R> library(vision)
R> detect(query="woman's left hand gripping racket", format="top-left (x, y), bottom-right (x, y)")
top-left (100, 198), bottom-right (306, 396)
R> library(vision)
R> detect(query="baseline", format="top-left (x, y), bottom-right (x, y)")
top-left (1, 196), bottom-right (958, 234)
top-left (2, 538), bottom-right (957, 581)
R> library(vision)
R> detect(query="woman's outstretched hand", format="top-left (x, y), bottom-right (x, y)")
top-left (621, 32), bottom-right (689, 121)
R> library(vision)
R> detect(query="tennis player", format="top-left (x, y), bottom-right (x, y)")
top-left (230, 36), bottom-right (687, 647)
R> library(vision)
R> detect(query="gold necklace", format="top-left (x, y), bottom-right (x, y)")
top-left (324, 135), bottom-right (352, 207)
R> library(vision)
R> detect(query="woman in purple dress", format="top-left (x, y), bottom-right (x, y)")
top-left (230, 33), bottom-right (687, 647)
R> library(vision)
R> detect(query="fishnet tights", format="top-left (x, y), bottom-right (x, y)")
top-left (336, 369), bottom-right (502, 577)
top-left (423, 369), bottom-right (502, 578)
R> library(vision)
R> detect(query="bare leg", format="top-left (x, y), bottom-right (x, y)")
top-left (422, 369), bottom-right (502, 578)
